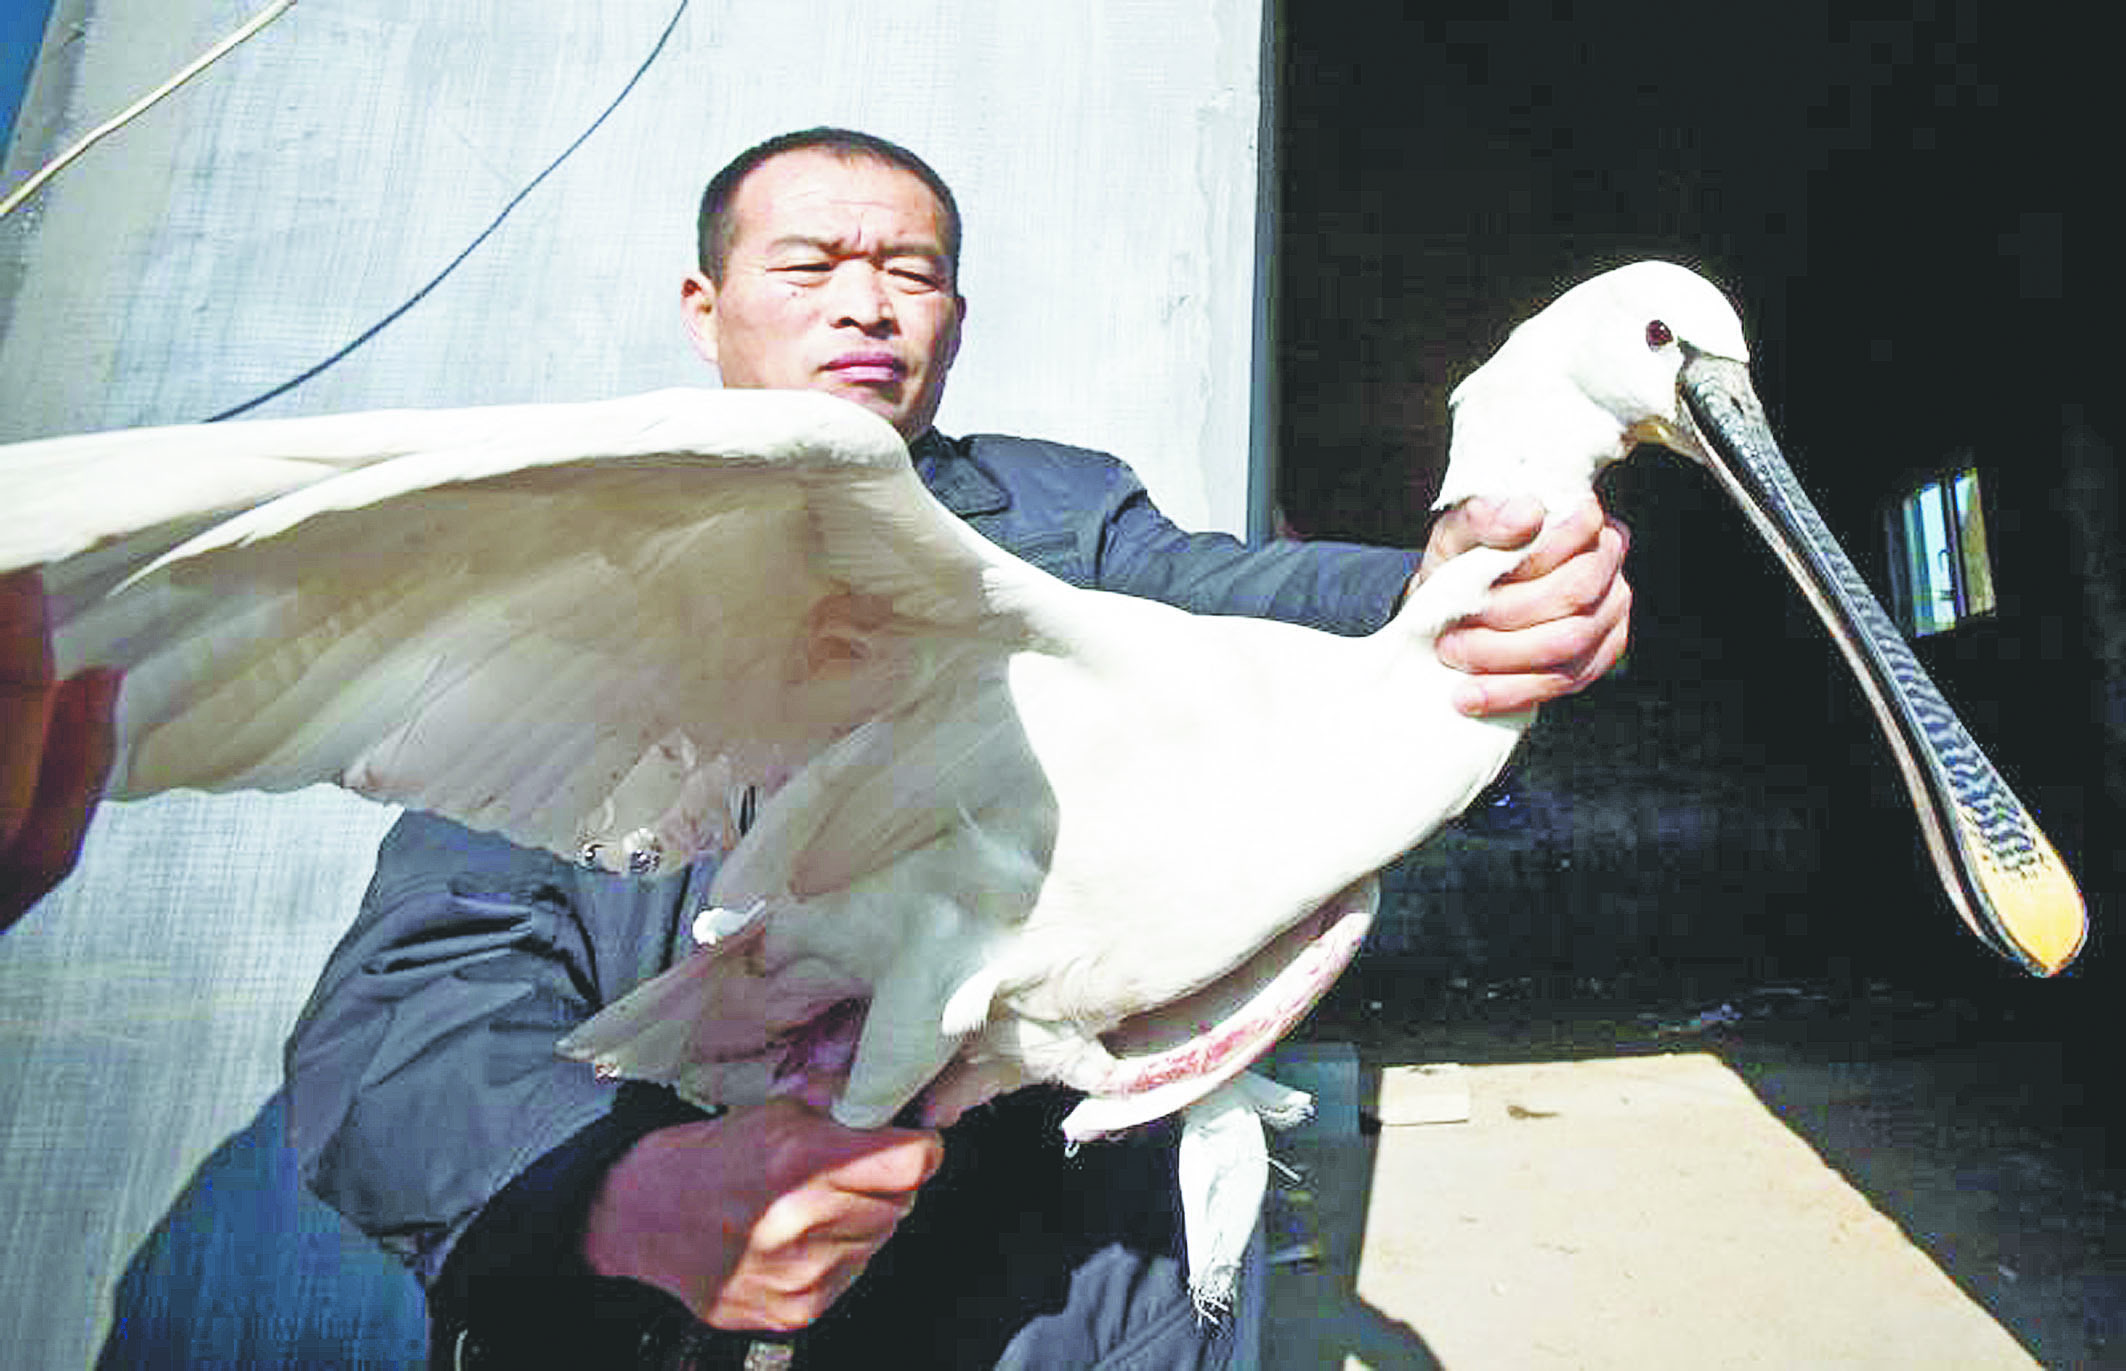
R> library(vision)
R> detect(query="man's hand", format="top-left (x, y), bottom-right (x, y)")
top-left (1415, 495), bottom-right (1632, 718)
top-left (2, 570), bottom-right (120, 933)
top-left (583, 1097), bottom-right (943, 1333)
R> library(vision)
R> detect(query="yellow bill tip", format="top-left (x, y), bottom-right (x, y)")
top-left (1956, 809), bottom-right (2087, 977)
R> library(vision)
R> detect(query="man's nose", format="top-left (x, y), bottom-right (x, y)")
top-left (828, 263), bottom-right (894, 330)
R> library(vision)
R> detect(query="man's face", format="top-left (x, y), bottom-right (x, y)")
top-left (683, 150), bottom-right (965, 441)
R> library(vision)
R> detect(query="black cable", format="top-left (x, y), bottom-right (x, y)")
top-left (206, 0), bottom-right (690, 422)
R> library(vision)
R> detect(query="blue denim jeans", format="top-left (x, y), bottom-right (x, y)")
top-left (96, 1092), bottom-right (427, 1370)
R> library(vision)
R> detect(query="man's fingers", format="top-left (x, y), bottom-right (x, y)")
top-left (1419, 495), bottom-right (1545, 578)
top-left (20, 670), bottom-right (121, 861)
top-left (1, 570), bottom-right (120, 932)
top-left (710, 1113), bottom-right (943, 1331)
top-left (0, 570), bottom-right (60, 851)
top-left (1461, 517), bottom-right (1629, 633)
top-left (756, 1183), bottom-right (918, 1253)
top-left (743, 1097), bottom-right (941, 1197)
top-left (747, 1097), bottom-right (942, 1202)
top-left (585, 1102), bottom-right (944, 1332)
top-left (1492, 499), bottom-right (1618, 586)
top-left (1442, 561), bottom-right (1628, 670)
top-left (1420, 496), bottom-right (1616, 587)
top-left (1, 668), bottom-right (121, 932)
top-left (1452, 594), bottom-right (1631, 717)
top-left (1442, 615), bottom-right (1597, 682)
top-left (0, 569), bottom-right (57, 688)
top-left (814, 1125), bottom-right (943, 1200)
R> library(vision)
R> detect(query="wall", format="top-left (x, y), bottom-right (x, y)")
top-left (2, 0), bottom-right (1269, 533)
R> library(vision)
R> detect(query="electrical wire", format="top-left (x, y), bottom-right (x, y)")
top-left (207, 0), bottom-right (690, 421)
top-left (0, 0), bottom-right (300, 220)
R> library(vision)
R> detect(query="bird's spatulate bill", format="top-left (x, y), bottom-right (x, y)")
top-left (1679, 356), bottom-right (2086, 976)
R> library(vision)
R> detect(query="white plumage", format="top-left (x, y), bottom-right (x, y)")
top-left (12, 260), bottom-right (2073, 1316)
top-left (13, 382), bottom-right (1509, 1315)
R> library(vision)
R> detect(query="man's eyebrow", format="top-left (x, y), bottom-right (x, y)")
top-left (761, 233), bottom-right (947, 263)
top-left (761, 233), bottom-right (840, 256)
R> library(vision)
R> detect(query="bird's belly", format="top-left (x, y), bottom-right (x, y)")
top-left (994, 622), bottom-right (1522, 1026)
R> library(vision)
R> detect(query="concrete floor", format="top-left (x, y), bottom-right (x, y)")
top-left (1260, 975), bottom-right (2120, 1369)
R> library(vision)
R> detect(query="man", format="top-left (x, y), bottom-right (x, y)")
top-left (271, 126), bottom-right (1631, 1369)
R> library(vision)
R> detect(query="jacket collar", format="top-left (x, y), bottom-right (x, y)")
top-left (910, 428), bottom-right (1011, 518)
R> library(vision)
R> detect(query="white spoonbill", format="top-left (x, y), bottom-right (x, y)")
top-left (1, 261), bottom-right (2085, 1315)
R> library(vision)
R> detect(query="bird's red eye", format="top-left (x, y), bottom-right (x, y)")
top-left (1645, 319), bottom-right (1674, 349)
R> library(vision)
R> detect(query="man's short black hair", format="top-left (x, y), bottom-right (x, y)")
top-left (696, 127), bottom-right (962, 284)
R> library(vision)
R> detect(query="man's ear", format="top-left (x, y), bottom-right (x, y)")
top-left (941, 290), bottom-right (967, 369)
top-left (680, 272), bottom-right (719, 366)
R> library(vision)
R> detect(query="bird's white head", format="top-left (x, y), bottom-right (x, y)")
top-left (1437, 260), bottom-right (1751, 511)
top-left (1428, 262), bottom-right (2089, 980)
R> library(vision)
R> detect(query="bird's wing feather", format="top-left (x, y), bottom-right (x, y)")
top-left (4, 397), bottom-right (634, 593)
top-left (15, 388), bottom-right (1064, 872)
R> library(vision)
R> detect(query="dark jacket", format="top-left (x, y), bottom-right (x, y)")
top-left (285, 430), bottom-right (1418, 1367)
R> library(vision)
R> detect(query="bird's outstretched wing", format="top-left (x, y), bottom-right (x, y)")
top-left (6, 389), bottom-right (1060, 873)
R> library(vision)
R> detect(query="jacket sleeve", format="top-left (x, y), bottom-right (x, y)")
top-left (1096, 478), bottom-right (1420, 633)
top-left (967, 435), bottom-right (1421, 632)
top-left (284, 809), bottom-right (700, 1286)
